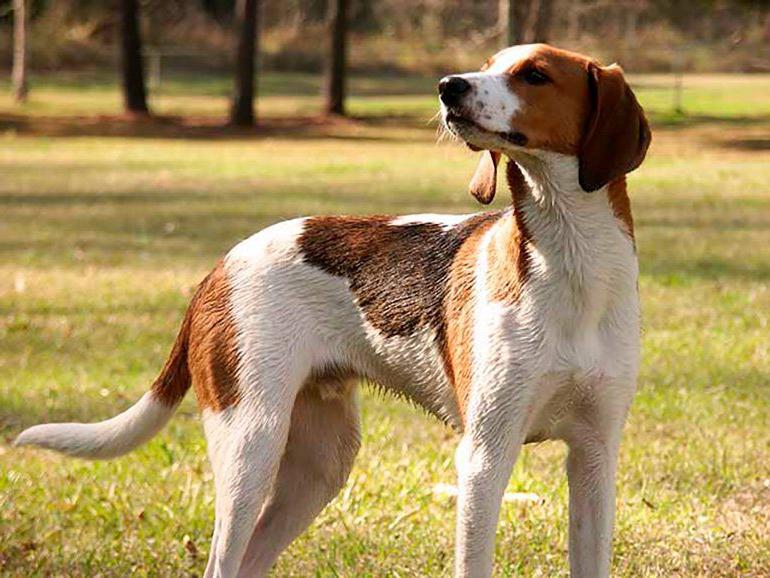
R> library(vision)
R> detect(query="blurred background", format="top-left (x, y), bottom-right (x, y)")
top-left (1, 1), bottom-right (769, 577)
top-left (1, 0), bottom-right (770, 122)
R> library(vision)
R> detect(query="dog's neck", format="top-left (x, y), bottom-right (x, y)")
top-left (502, 151), bottom-right (635, 278)
top-left (508, 151), bottom-right (593, 210)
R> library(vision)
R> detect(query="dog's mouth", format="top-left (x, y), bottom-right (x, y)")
top-left (444, 113), bottom-right (528, 149)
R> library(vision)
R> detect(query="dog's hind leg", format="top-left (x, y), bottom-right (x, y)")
top-left (236, 378), bottom-right (361, 578)
top-left (201, 388), bottom-right (298, 578)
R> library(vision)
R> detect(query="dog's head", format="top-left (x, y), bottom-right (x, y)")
top-left (439, 44), bottom-right (651, 202)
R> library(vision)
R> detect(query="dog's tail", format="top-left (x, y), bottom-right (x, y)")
top-left (15, 302), bottom-right (194, 460)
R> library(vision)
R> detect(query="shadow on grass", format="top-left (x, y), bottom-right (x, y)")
top-left (642, 257), bottom-right (770, 283)
top-left (0, 189), bottom-right (256, 207)
top-left (0, 112), bottom-right (434, 142)
top-left (713, 136), bottom-right (770, 151)
top-left (2, 108), bottom-right (767, 144)
top-left (1, 191), bottom-right (464, 269)
top-left (15, 70), bottom-right (437, 97)
top-left (648, 112), bottom-right (770, 129)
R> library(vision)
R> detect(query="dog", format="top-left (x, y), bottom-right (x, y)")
top-left (16, 44), bottom-right (650, 577)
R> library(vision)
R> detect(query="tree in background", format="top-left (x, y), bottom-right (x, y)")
top-left (531, 0), bottom-right (554, 43)
top-left (499, 0), bottom-right (531, 46)
top-left (498, 0), bottom-right (554, 46)
top-left (120, 0), bottom-right (149, 115)
top-left (11, 0), bottom-right (28, 103)
top-left (322, 0), bottom-right (348, 116)
top-left (230, 0), bottom-right (259, 126)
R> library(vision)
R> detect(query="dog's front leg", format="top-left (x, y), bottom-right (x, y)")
top-left (453, 384), bottom-right (531, 578)
top-left (564, 398), bottom-right (630, 578)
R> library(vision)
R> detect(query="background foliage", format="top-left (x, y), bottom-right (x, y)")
top-left (1, 0), bottom-right (769, 73)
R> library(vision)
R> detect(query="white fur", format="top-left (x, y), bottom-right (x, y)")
top-left (14, 392), bottom-right (175, 459)
top-left (451, 152), bottom-right (638, 578)
top-left (358, 321), bottom-right (461, 427)
top-left (485, 45), bottom-right (540, 73)
top-left (440, 45), bottom-right (536, 138)
top-left (390, 213), bottom-right (473, 229)
top-left (441, 45), bottom-right (640, 573)
top-left (445, 71), bottom-right (522, 135)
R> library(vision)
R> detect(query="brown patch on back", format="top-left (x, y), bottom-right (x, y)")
top-left (299, 213), bottom-right (501, 339)
top-left (187, 261), bottom-right (241, 411)
top-left (299, 212), bottom-right (502, 425)
top-left (607, 176), bottom-right (634, 240)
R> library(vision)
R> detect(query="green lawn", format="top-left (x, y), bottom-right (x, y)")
top-left (1, 73), bottom-right (768, 577)
top-left (3, 71), bottom-right (770, 121)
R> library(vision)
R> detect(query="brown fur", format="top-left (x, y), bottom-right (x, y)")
top-left (579, 63), bottom-right (651, 192)
top-left (607, 176), bottom-right (634, 240)
top-left (501, 45), bottom-right (592, 156)
top-left (469, 150), bottom-right (501, 204)
top-left (299, 213), bottom-right (501, 342)
top-left (442, 219), bottom-right (499, 421)
top-left (442, 162), bottom-right (533, 421)
top-left (149, 261), bottom-right (240, 411)
top-left (187, 261), bottom-right (241, 411)
top-left (486, 162), bottom-right (533, 304)
top-left (474, 44), bottom-right (650, 194)
top-left (150, 304), bottom-right (193, 407)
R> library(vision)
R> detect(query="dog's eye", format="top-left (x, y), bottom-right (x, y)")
top-left (521, 68), bottom-right (550, 86)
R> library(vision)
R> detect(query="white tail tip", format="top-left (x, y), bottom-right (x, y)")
top-left (15, 393), bottom-right (175, 460)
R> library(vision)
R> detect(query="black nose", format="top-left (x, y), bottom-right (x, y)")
top-left (439, 76), bottom-right (471, 106)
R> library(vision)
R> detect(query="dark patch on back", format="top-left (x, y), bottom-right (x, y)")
top-left (299, 213), bottom-right (502, 341)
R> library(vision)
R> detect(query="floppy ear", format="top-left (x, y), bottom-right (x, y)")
top-left (468, 150), bottom-right (501, 204)
top-left (579, 63), bottom-right (651, 192)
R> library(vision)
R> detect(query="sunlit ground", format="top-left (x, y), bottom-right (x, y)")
top-left (1, 73), bottom-right (768, 576)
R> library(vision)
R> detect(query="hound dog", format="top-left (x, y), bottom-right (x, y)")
top-left (16, 44), bottom-right (651, 577)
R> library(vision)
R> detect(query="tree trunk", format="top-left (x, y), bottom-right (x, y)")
top-left (11, 0), bottom-right (28, 104)
top-left (625, 6), bottom-right (638, 44)
top-left (567, 2), bottom-right (581, 41)
top-left (322, 0), bottom-right (348, 116)
top-left (498, 0), bottom-right (513, 47)
top-left (500, 0), bottom-right (533, 45)
top-left (120, 0), bottom-right (149, 115)
top-left (530, 0), bottom-right (554, 44)
top-left (230, 0), bottom-right (259, 126)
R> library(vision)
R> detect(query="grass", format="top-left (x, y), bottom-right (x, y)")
top-left (1, 72), bottom-right (769, 577)
top-left (3, 71), bottom-right (770, 121)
